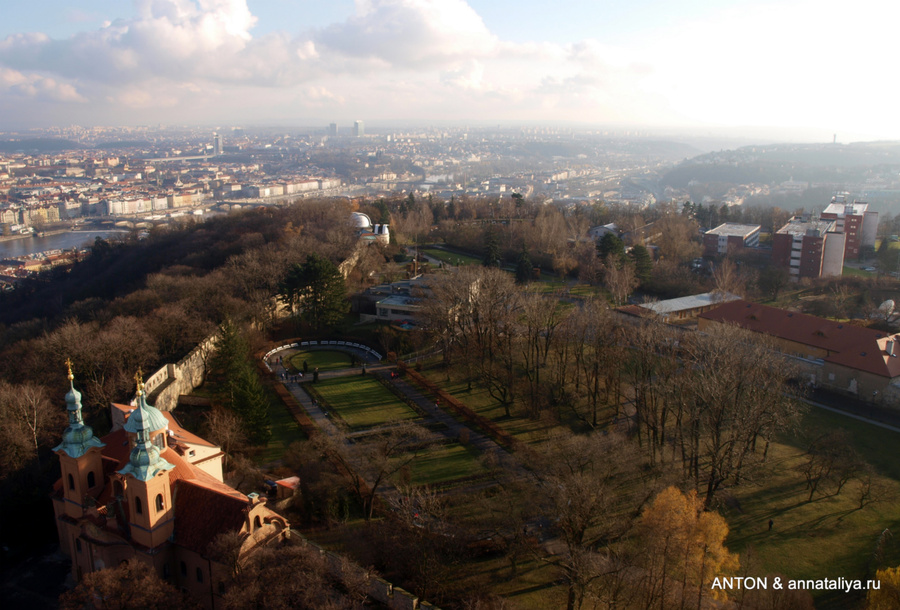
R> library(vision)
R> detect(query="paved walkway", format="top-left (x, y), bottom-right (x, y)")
top-left (268, 348), bottom-right (516, 457)
top-left (799, 387), bottom-right (900, 433)
top-left (266, 346), bottom-right (528, 488)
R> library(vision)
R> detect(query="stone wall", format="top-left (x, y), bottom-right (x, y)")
top-left (144, 332), bottom-right (218, 411)
top-left (288, 535), bottom-right (427, 609)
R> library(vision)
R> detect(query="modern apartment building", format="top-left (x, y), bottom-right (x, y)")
top-left (772, 216), bottom-right (845, 280)
top-left (702, 223), bottom-right (761, 256)
top-left (819, 199), bottom-right (878, 260)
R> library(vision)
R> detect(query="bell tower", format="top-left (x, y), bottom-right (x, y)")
top-left (117, 371), bottom-right (175, 549)
top-left (54, 360), bottom-right (105, 519)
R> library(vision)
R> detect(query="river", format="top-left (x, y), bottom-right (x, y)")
top-left (0, 231), bottom-right (128, 259)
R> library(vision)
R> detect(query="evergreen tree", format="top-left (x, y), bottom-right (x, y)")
top-left (596, 232), bottom-right (625, 262)
top-left (483, 228), bottom-right (501, 268)
top-left (278, 254), bottom-right (349, 331)
top-left (629, 244), bottom-right (654, 284)
top-left (232, 365), bottom-right (271, 445)
top-left (877, 238), bottom-right (899, 273)
top-left (209, 320), bottom-right (270, 445)
top-left (515, 248), bottom-right (533, 284)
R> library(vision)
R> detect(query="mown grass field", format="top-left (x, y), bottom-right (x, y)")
top-left (422, 248), bottom-right (482, 266)
top-left (257, 383), bottom-right (305, 464)
top-left (288, 349), bottom-right (353, 372)
top-left (723, 406), bottom-right (900, 609)
top-left (417, 366), bottom-right (565, 444)
top-left (406, 441), bottom-right (487, 487)
top-left (314, 375), bottom-right (419, 430)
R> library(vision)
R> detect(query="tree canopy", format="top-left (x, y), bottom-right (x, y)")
top-left (278, 253), bottom-right (349, 331)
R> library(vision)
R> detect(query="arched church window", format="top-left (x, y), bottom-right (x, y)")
top-left (87, 471), bottom-right (96, 488)
top-left (254, 515), bottom-right (262, 530)
top-left (68, 474), bottom-right (75, 490)
top-left (156, 494), bottom-right (164, 511)
top-left (135, 496), bottom-right (143, 515)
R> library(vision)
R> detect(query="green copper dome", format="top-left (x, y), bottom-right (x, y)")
top-left (118, 379), bottom-right (173, 482)
top-left (123, 394), bottom-right (169, 435)
top-left (54, 366), bottom-right (104, 459)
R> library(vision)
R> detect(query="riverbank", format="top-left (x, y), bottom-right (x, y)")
top-left (0, 224), bottom-right (77, 243)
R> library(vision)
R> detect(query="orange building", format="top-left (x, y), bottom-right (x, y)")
top-left (51, 368), bottom-right (289, 608)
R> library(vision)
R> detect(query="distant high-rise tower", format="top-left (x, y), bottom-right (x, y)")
top-left (213, 132), bottom-right (224, 155)
top-left (328, 123), bottom-right (338, 137)
top-left (353, 120), bottom-right (364, 137)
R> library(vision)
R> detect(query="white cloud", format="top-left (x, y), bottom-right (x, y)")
top-left (316, 0), bottom-right (497, 68)
top-left (0, 67), bottom-right (87, 103)
top-left (440, 60), bottom-right (485, 91)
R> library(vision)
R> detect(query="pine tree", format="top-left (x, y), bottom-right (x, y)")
top-left (209, 320), bottom-right (271, 445)
top-left (629, 244), bottom-right (654, 284)
top-left (483, 228), bottom-right (501, 268)
top-left (278, 254), bottom-right (349, 331)
top-left (515, 248), bottom-right (532, 284)
top-left (596, 232), bottom-right (625, 262)
top-left (232, 365), bottom-right (271, 445)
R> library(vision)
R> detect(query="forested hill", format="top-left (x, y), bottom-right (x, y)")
top-left (662, 141), bottom-right (900, 189)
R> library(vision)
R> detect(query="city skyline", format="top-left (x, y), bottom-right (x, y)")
top-left (1, 0), bottom-right (898, 141)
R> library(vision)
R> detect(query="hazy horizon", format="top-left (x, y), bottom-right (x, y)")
top-left (2, 0), bottom-right (898, 142)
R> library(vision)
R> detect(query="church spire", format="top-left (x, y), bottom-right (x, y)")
top-left (54, 359), bottom-right (104, 458)
top-left (118, 369), bottom-right (173, 481)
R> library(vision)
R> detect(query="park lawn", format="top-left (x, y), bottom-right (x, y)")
top-left (257, 383), bottom-right (306, 464)
top-left (406, 442), bottom-right (487, 487)
top-left (289, 349), bottom-right (353, 372)
top-left (422, 247), bottom-right (482, 266)
top-left (418, 368), bottom-right (559, 444)
top-left (189, 378), bottom-right (304, 465)
top-left (724, 409), bottom-right (900, 609)
top-left (843, 265), bottom-right (875, 278)
top-left (315, 376), bottom-right (419, 430)
top-left (466, 555), bottom-right (567, 609)
top-left (569, 283), bottom-right (601, 298)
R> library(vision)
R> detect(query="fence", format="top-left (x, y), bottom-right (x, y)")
top-left (263, 339), bottom-right (383, 370)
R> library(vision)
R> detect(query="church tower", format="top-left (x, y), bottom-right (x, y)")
top-left (54, 360), bottom-right (105, 519)
top-left (115, 372), bottom-right (175, 549)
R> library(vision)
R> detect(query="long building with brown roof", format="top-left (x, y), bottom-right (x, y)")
top-left (699, 300), bottom-right (900, 402)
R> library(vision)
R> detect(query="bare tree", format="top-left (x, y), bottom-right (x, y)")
top-left (60, 560), bottom-right (199, 610)
top-left (203, 408), bottom-right (247, 469)
top-left (0, 381), bottom-right (61, 473)
top-left (602, 255), bottom-right (638, 306)
top-left (525, 429), bottom-right (651, 610)
top-left (315, 420), bottom-right (435, 521)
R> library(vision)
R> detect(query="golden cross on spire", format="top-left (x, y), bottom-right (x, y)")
top-left (135, 368), bottom-right (144, 396)
top-left (65, 358), bottom-right (74, 381)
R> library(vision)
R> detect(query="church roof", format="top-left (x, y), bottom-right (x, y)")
top-left (123, 395), bottom-right (169, 435)
top-left (54, 373), bottom-right (104, 459)
top-left (117, 389), bottom-right (174, 481)
top-left (173, 479), bottom-right (250, 555)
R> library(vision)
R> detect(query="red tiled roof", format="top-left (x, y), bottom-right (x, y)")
top-left (699, 300), bottom-right (900, 378)
top-left (162, 412), bottom-right (216, 447)
top-left (172, 479), bottom-right (249, 555)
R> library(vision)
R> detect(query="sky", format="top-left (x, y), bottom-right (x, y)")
top-left (0, 0), bottom-right (898, 140)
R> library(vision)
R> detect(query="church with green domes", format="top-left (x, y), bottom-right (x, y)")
top-left (51, 365), bottom-right (289, 608)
